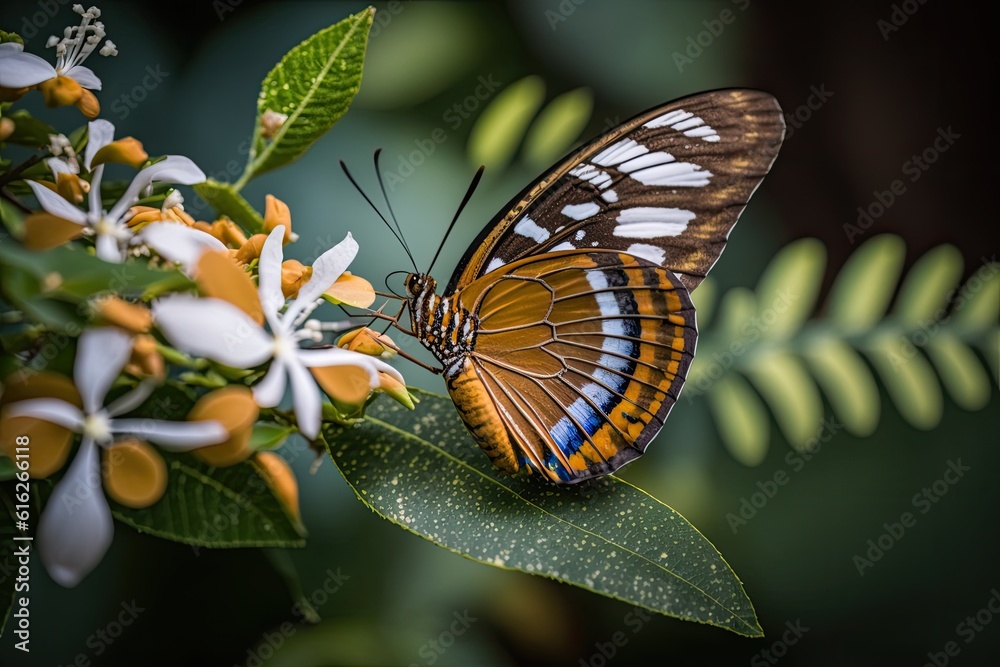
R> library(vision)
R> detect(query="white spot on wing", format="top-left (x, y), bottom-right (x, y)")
top-left (513, 216), bottom-right (550, 243)
top-left (485, 257), bottom-right (506, 273)
top-left (561, 202), bottom-right (601, 221)
top-left (575, 229), bottom-right (586, 241)
top-left (626, 243), bottom-right (666, 265)
top-left (549, 241), bottom-right (576, 252)
top-left (643, 108), bottom-right (720, 142)
top-left (628, 161), bottom-right (712, 187)
top-left (614, 207), bottom-right (695, 237)
top-left (601, 189), bottom-right (618, 202)
top-left (592, 139), bottom-right (649, 167)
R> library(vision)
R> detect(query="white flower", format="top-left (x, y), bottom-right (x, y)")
top-left (25, 119), bottom-right (205, 262)
top-left (153, 226), bottom-right (404, 439)
top-left (2, 328), bottom-right (228, 587)
top-left (140, 222), bottom-right (228, 272)
top-left (0, 6), bottom-right (114, 91)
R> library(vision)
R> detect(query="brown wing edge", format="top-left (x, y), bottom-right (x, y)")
top-left (445, 88), bottom-right (785, 295)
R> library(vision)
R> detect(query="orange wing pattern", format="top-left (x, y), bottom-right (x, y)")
top-left (453, 250), bottom-right (696, 483)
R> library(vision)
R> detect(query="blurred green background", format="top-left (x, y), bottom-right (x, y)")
top-left (1, 1), bottom-right (997, 665)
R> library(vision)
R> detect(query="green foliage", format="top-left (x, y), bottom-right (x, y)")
top-left (324, 389), bottom-right (762, 636)
top-left (0, 242), bottom-right (191, 329)
top-left (690, 234), bottom-right (998, 464)
top-left (111, 453), bottom-right (305, 548)
top-left (523, 87), bottom-right (595, 168)
top-left (3, 109), bottom-right (55, 148)
top-left (468, 75), bottom-right (547, 171)
top-left (193, 179), bottom-right (265, 232)
top-left (239, 7), bottom-right (374, 186)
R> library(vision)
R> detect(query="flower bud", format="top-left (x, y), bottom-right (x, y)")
top-left (102, 439), bottom-right (168, 508)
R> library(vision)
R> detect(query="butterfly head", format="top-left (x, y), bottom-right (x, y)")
top-left (404, 273), bottom-right (436, 298)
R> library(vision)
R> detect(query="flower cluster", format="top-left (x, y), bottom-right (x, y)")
top-left (0, 7), bottom-right (411, 587)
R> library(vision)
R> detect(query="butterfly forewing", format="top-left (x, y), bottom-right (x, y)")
top-left (447, 89), bottom-right (785, 293)
top-left (455, 250), bottom-right (696, 483)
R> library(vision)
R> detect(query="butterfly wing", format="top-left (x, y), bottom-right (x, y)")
top-left (453, 249), bottom-right (696, 483)
top-left (447, 89), bottom-right (784, 294)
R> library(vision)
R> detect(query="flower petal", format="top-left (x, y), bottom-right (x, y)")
top-left (324, 272), bottom-right (376, 308)
top-left (0, 50), bottom-right (56, 88)
top-left (109, 156), bottom-right (206, 220)
top-left (298, 346), bottom-right (403, 383)
top-left (153, 295), bottom-right (274, 368)
top-left (75, 327), bottom-right (133, 413)
top-left (95, 232), bottom-right (124, 262)
top-left (108, 418), bottom-right (228, 450)
top-left (257, 226), bottom-right (286, 321)
top-left (285, 233), bottom-right (358, 323)
top-left (22, 212), bottom-right (84, 250)
top-left (84, 119), bottom-right (115, 170)
top-left (105, 379), bottom-right (157, 417)
top-left (140, 222), bottom-right (227, 272)
top-left (25, 180), bottom-right (87, 224)
top-left (286, 357), bottom-right (321, 439)
top-left (37, 438), bottom-right (114, 587)
top-left (253, 358), bottom-right (287, 408)
top-left (66, 64), bottom-right (102, 90)
top-left (194, 250), bottom-right (264, 325)
top-left (2, 398), bottom-right (84, 430)
top-left (311, 365), bottom-right (372, 405)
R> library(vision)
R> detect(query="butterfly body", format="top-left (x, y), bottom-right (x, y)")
top-left (396, 89), bottom-right (784, 484)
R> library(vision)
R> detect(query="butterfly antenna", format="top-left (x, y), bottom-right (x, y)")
top-left (427, 165), bottom-right (485, 276)
top-left (374, 148), bottom-right (413, 260)
top-left (340, 159), bottom-right (419, 273)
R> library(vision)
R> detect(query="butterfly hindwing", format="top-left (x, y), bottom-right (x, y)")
top-left (447, 89), bottom-right (784, 293)
top-left (453, 250), bottom-right (696, 483)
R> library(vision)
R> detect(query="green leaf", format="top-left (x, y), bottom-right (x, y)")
top-left (250, 423), bottom-right (295, 451)
top-left (893, 244), bottom-right (963, 324)
top-left (828, 235), bottom-right (906, 333)
top-left (755, 238), bottom-right (825, 340)
top-left (0, 241), bottom-right (192, 302)
top-left (242, 7), bottom-right (374, 183)
top-left (324, 390), bottom-right (762, 636)
top-left (111, 453), bottom-right (305, 548)
top-left (804, 336), bottom-right (880, 436)
top-left (690, 276), bottom-right (717, 329)
top-left (745, 351), bottom-right (823, 450)
top-left (866, 333), bottom-right (942, 429)
top-left (4, 109), bottom-right (56, 147)
top-left (0, 197), bottom-right (26, 236)
top-left (707, 374), bottom-right (770, 466)
top-left (925, 332), bottom-right (992, 410)
top-left (952, 264), bottom-right (1000, 333)
top-left (523, 87), bottom-right (594, 168)
top-left (192, 180), bottom-right (265, 233)
top-left (468, 75), bottom-right (546, 171)
top-left (0, 456), bottom-right (15, 481)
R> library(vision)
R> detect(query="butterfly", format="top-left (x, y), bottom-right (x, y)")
top-left (351, 89), bottom-right (784, 484)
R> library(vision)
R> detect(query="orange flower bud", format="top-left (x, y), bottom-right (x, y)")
top-left (91, 137), bottom-right (148, 169)
top-left (337, 327), bottom-right (397, 358)
top-left (102, 439), bottom-right (168, 509)
top-left (75, 88), bottom-right (100, 119)
top-left (280, 259), bottom-right (312, 298)
top-left (93, 296), bottom-right (152, 334)
top-left (125, 334), bottom-right (165, 380)
top-left (263, 195), bottom-right (294, 244)
top-left (235, 234), bottom-right (268, 263)
top-left (0, 371), bottom-right (81, 478)
top-left (54, 172), bottom-right (87, 205)
top-left (254, 452), bottom-right (300, 522)
top-left (188, 387), bottom-right (259, 467)
top-left (37, 75), bottom-right (83, 107)
top-left (0, 86), bottom-right (29, 103)
top-left (378, 371), bottom-right (414, 409)
top-left (0, 116), bottom-right (14, 141)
